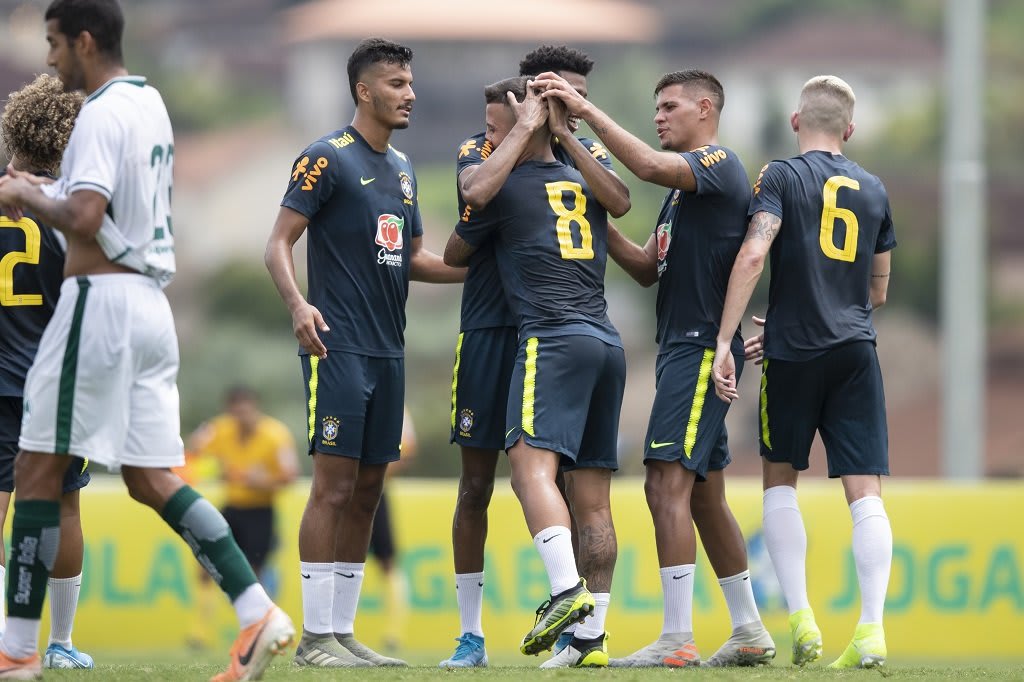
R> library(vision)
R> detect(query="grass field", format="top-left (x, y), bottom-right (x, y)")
top-left (33, 652), bottom-right (1024, 681)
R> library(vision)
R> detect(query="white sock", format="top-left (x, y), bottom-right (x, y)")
top-left (718, 570), bottom-right (761, 629)
top-left (575, 592), bottom-right (610, 640)
top-left (850, 496), bottom-right (892, 624)
top-left (1, 617), bottom-right (40, 660)
top-left (0, 565), bottom-right (6, 636)
top-left (533, 526), bottom-right (578, 595)
top-left (300, 561), bottom-right (334, 635)
top-left (233, 582), bottom-right (273, 629)
top-left (660, 564), bottom-right (695, 635)
top-left (762, 486), bottom-right (811, 614)
top-left (47, 574), bottom-right (82, 648)
top-left (455, 572), bottom-right (485, 637)
top-left (332, 561), bottom-right (365, 635)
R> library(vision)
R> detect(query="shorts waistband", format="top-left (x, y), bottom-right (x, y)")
top-left (60, 273), bottom-right (159, 291)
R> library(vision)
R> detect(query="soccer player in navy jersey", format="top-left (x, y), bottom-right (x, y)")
top-left (445, 76), bottom-right (629, 668)
top-left (441, 45), bottom-right (625, 669)
top-left (712, 75), bottom-right (895, 669)
top-left (537, 69), bottom-right (776, 667)
top-left (265, 38), bottom-right (463, 669)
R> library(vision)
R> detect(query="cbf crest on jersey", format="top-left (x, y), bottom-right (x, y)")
top-left (398, 171), bottom-right (414, 205)
top-left (458, 408), bottom-right (475, 438)
top-left (376, 214), bottom-right (404, 267)
top-left (322, 416), bottom-right (340, 446)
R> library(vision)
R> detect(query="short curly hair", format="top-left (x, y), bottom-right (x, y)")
top-left (519, 45), bottom-right (594, 78)
top-left (2, 74), bottom-right (83, 175)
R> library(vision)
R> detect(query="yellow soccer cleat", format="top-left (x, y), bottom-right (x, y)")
top-left (828, 622), bottom-right (886, 669)
top-left (788, 608), bottom-right (823, 666)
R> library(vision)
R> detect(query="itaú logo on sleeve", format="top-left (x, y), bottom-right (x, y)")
top-left (375, 213), bottom-right (404, 267)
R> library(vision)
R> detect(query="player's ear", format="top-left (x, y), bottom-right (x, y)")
top-left (355, 81), bottom-right (372, 105)
top-left (790, 111), bottom-right (800, 133)
top-left (698, 96), bottom-right (713, 119)
top-left (843, 121), bottom-right (856, 142)
top-left (73, 30), bottom-right (95, 58)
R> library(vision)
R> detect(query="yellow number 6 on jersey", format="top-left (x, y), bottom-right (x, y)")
top-left (0, 216), bottom-right (43, 307)
top-left (820, 175), bottom-right (860, 262)
top-left (545, 181), bottom-right (594, 260)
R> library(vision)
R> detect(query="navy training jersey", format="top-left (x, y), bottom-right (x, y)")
top-left (281, 126), bottom-right (423, 358)
top-left (457, 159), bottom-right (621, 347)
top-left (0, 201), bottom-right (66, 397)
top-left (455, 132), bottom-right (613, 332)
top-left (654, 145), bottom-right (749, 356)
top-left (750, 150), bottom-right (897, 361)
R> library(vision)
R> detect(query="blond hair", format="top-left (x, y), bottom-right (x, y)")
top-left (2, 74), bottom-right (84, 175)
top-left (798, 75), bottom-right (855, 137)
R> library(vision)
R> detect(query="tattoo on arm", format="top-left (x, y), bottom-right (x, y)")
top-left (744, 212), bottom-right (782, 244)
top-left (593, 124), bottom-right (608, 135)
top-left (872, 273), bottom-right (891, 278)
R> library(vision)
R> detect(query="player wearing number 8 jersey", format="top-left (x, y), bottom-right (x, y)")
top-left (445, 76), bottom-right (629, 668)
top-left (712, 75), bottom-right (896, 670)
top-left (0, 2), bottom-right (292, 679)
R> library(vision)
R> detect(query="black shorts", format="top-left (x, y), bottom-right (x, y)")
top-left (450, 327), bottom-right (518, 450)
top-left (301, 352), bottom-right (404, 464)
top-left (0, 396), bottom-right (90, 495)
top-left (222, 505), bottom-right (274, 569)
top-left (643, 344), bottom-right (741, 481)
top-left (760, 341), bottom-right (889, 478)
top-left (368, 490), bottom-right (396, 562)
top-left (504, 335), bottom-right (625, 471)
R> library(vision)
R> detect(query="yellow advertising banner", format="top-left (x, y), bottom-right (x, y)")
top-left (48, 478), bottom-right (1024, 660)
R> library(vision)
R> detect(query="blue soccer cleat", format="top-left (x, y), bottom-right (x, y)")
top-left (42, 643), bottom-right (94, 669)
top-left (439, 633), bottom-right (488, 668)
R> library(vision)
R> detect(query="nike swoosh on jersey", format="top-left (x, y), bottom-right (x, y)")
top-left (237, 621), bottom-right (269, 666)
top-left (360, 177), bottom-right (375, 185)
top-left (649, 440), bottom-right (676, 449)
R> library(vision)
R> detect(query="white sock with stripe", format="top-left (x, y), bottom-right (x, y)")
top-left (850, 496), bottom-right (892, 624)
top-left (762, 485), bottom-right (811, 614)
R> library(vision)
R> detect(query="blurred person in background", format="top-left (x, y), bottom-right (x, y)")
top-left (538, 68), bottom-right (776, 667)
top-left (0, 73), bottom-right (93, 671)
top-left (441, 44), bottom-right (621, 670)
top-left (712, 75), bottom-right (895, 669)
top-left (184, 385), bottom-right (298, 649)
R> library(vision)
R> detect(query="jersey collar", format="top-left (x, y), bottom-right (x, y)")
top-left (85, 75), bottom-right (147, 103)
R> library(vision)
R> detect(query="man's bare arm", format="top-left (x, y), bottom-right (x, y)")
top-left (717, 211), bottom-right (781, 346)
top-left (0, 176), bottom-right (107, 238)
top-left (870, 251), bottom-right (891, 309)
top-left (411, 235), bottom-right (466, 283)
top-left (443, 231), bottom-right (479, 268)
top-left (608, 226), bottom-right (657, 287)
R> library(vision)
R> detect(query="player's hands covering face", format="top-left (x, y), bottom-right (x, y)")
top-left (534, 72), bottom-right (590, 117)
top-left (508, 81), bottom-right (548, 133)
top-left (546, 94), bottom-right (572, 138)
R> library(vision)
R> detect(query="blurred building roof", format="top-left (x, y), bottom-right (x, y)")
top-left (283, 0), bottom-right (660, 45)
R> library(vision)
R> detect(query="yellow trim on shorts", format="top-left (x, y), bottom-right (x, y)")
top-left (760, 360), bottom-right (772, 450)
top-left (683, 348), bottom-right (715, 458)
top-left (307, 356), bottom-right (319, 443)
top-left (522, 337), bottom-right (539, 437)
top-left (450, 332), bottom-right (464, 430)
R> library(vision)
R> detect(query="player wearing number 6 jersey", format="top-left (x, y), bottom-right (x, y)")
top-left (712, 75), bottom-right (896, 670)
top-left (445, 76), bottom-right (629, 669)
top-left (0, 2), bottom-right (292, 680)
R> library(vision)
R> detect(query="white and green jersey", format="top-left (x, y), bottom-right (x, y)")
top-left (44, 75), bottom-right (175, 286)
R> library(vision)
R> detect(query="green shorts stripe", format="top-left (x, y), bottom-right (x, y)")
top-left (307, 355), bottom-right (320, 443)
top-left (522, 337), bottom-right (539, 437)
top-left (683, 348), bottom-right (715, 458)
top-left (759, 360), bottom-right (772, 450)
top-left (55, 277), bottom-right (91, 454)
top-left (450, 332), bottom-right (464, 431)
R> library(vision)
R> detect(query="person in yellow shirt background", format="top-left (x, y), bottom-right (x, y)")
top-left (184, 385), bottom-right (298, 648)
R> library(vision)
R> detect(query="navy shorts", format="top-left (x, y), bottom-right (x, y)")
top-left (760, 341), bottom-right (889, 478)
top-left (504, 334), bottom-right (625, 471)
top-left (643, 344), bottom-right (742, 481)
top-left (450, 327), bottom-right (518, 450)
top-left (300, 352), bottom-right (405, 465)
top-left (0, 396), bottom-right (90, 494)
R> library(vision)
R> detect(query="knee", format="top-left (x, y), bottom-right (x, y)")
top-left (643, 474), bottom-right (668, 511)
top-left (458, 474), bottom-right (494, 513)
top-left (309, 478), bottom-right (356, 513)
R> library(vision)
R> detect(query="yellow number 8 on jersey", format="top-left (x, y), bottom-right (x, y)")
top-left (820, 175), bottom-right (860, 262)
top-left (545, 180), bottom-right (594, 260)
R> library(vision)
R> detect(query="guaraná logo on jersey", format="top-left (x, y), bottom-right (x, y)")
top-left (657, 221), bottom-right (673, 274)
top-left (398, 171), bottom-right (414, 204)
top-left (376, 213), bottom-right (405, 267)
